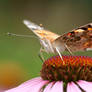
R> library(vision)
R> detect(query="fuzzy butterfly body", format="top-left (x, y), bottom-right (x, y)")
top-left (23, 20), bottom-right (92, 61)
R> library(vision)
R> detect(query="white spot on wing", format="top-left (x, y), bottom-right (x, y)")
top-left (23, 20), bottom-right (44, 31)
top-left (75, 29), bottom-right (84, 33)
top-left (86, 48), bottom-right (92, 51)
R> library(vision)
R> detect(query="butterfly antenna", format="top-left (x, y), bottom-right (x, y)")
top-left (7, 32), bottom-right (38, 39)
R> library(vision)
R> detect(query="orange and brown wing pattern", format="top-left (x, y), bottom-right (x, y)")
top-left (23, 20), bottom-right (60, 42)
top-left (55, 23), bottom-right (92, 52)
top-left (34, 30), bottom-right (60, 42)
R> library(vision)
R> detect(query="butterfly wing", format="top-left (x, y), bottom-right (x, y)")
top-left (23, 20), bottom-right (60, 42)
top-left (54, 23), bottom-right (92, 52)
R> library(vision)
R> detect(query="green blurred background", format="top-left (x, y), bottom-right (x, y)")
top-left (0, 0), bottom-right (92, 90)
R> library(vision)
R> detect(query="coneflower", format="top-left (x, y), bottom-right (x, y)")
top-left (5, 55), bottom-right (92, 92)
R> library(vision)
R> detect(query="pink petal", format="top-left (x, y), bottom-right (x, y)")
top-left (5, 77), bottom-right (49, 92)
top-left (50, 81), bottom-right (63, 92)
top-left (18, 77), bottom-right (42, 88)
top-left (28, 80), bottom-right (48, 92)
top-left (43, 81), bottom-right (63, 92)
top-left (77, 80), bottom-right (92, 92)
top-left (67, 82), bottom-right (81, 92)
top-left (43, 82), bottom-right (54, 92)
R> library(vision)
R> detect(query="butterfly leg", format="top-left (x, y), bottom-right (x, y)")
top-left (64, 44), bottom-right (74, 55)
top-left (38, 47), bottom-right (45, 62)
top-left (46, 39), bottom-right (54, 53)
top-left (55, 47), bottom-right (64, 61)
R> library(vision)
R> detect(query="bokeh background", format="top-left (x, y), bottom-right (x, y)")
top-left (0, 0), bottom-right (92, 90)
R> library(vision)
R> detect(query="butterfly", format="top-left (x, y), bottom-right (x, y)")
top-left (23, 20), bottom-right (92, 61)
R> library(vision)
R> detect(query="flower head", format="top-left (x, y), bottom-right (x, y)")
top-left (5, 55), bottom-right (92, 92)
top-left (41, 55), bottom-right (92, 82)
